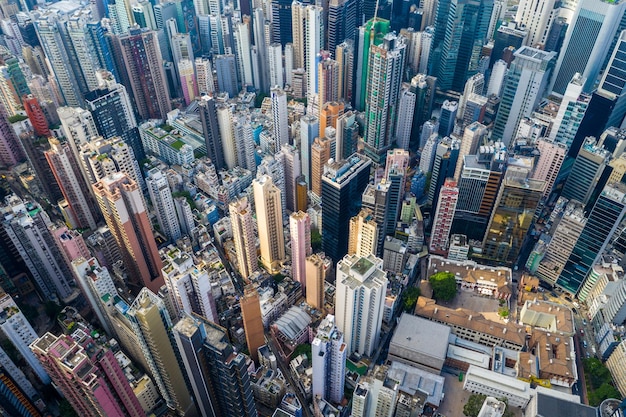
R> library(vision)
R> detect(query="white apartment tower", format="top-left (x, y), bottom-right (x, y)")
top-left (335, 253), bottom-right (388, 356)
top-left (312, 315), bottom-right (347, 404)
top-left (290, 211), bottom-right (312, 292)
top-left (146, 168), bottom-right (181, 242)
top-left (271, 87), bottom-right (289, 147)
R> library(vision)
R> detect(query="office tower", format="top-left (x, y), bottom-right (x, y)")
top-left (557, 184), bottom-right (626, 296)
top-left (0, 292), bottom-right (50, 384)
top-left (306, 254), bottom-right (325, 309)
top-left (93, 173), bottom-right (164, 294)
top-left (549, 73), bottom-right (588, 149)
top-left (132, 0), bottom-right (156, 29)
top-left (321, 154), bottom-right (372, 262)
top-left (515, 0), bottom-right (559, 48)
top-left (271, 87), bottom-right (289, 147)
top-left (438, 100), bottom-right (457, 138)
top-left (355, 18), bottom-right (391, 111)
top-left (272, 0), bottom-right (293, 46)
top-left (44, 138), bottom-right (98, 230)
top-left (173, 316), bottom-right (257, 417)
top-left (126, 288), bottom-right (194, 415)
top-left (336, 40), bottom-right (354, 103)
top-left (395, 85), bottom-right (416, 151)
top-left (535, 201), bottom-right (585, 285)
top-left (22, 94), bottom-right (50, 137)
top-left (0, 102), bottom-right (24, 168)
top-left (348, 208), bottom-right (378, 258)
top-left (599, 30), bottom-right (626, 129)
top-left (146, 168), bottom-right (181, 242)
top-left (561, 140), bottom-right (611, 207)
top-left (229, 197), bottom-right (258, 279)
top-left (335, 253), bottom-right (388, 356)
top-left (198, 96), bottom-right (225, 171)
top-left (328, 0), bottom-right (357, 54)
top-left (240, 286), bottom-right (264, 363)
top-left (532, 139), bottom-right (567, 198)
top-left (252, 8), bottom-right (270, 93)
top-left (454, 122), bottom-right (487, 180)
top-left (3, 196), bottom-right (74, 300)
top-left (118, 27), bottom-right (171, 120)
top-left (319, 58), bottom-right (340, 108)
top-left (430, 0), bottom-right (494, 92)
top-left (410, 74), bottom-right (437, 149)
top-left (178, 59), bottom-right (198, 105)
top-left (428, 136), bottom-right (460, 206)
top-left (491, 23), bottom-right (528, 65)
top-left (214, 54), bottom-right (239, 98)
top-left (269, 43), bottom-right (284, 88)
top-left (34, 9), bottom-right (85, 106)
top-left (311, 136), bottom-right (332, 197)
top-left (336, 110), bottom-right (359, 161)
top-left (487, 60), bottom-right (507, 97)
top-left (458, 73), bottom-right (485, 119)
top-left (492, 47), bottom-right (556, 145)
top-left (429, 179), bottom-right (459, 255)
top-left (300, 115), bottom-right (319, 186)
top-left (363, 32), bottom-right (406, 162)
top-left (31, 332), bottom-right (136, 417)
top-left (552, 0), bottom-right (626, 94)
top-left (362, 182), bottom-right (391, 256)
top-left (254, 175), bottom-right (285, 274)
top-left (482, 166), bottom-right (545, 265)
top-left (312, 315), bottom-right (346, 404)
top-left (290, 211), bottom-right (311, 292)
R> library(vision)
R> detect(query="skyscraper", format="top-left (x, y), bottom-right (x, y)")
top-left (429, 178), bottom-right (459, 255)
top-left (254, 175), bottom-right (285, 274)
top-left (598, 30), bottom-right (626, 129)
top-left (557, 184), bottom-right (626, 296)
top-left (561, 140), bottom-right (611, 207)
top-left (515, 0), bottom-right (559, 48)
top-left (45, 138), bottom-right (98, 230)
top-left (0, 102), bottom-right (24, 168)
top-left (198, 95), bottom-right (226, 171)
top-left (395, 85), bottom-right (416, 150)
top-left (355, 18), bottom-right (390, 111)
top-left (146, 168), bottom-right (181, 242)
top-left (269, 43), bottom-right (284, 88)
top-left (328, 0), bottom-right (357, 54)
top-left (240, 286), bottom-right (265, 364)
top-left (271, 87), bottom-right (289, 147)
top-left (22, 94), bottom-right (50, 137)
top-left (272, 0), bottom-right (294, 46)
top-left (311, 136), bottom-right (332, 197)
top-left (362, 182), bottom-right (391, 257)
top-left (306, 254), bottom-right (325, 309)
top-left (93, 172), bottom-right (164, 293)
top-left (363, 32), bottom-right (406, 162)
top-left (126, 288), bottom-right (194, 415)
top-left (335, 253), bottom-right (388, 356)
top-left (229, 197), bottom-right (258, 279)
top-left (548, 73), bottom-right (588, 150)
top-left (492, 47), bottom-right (556, 145)
top-left (532, 139), bottom-right (567, 198)
top-left (173, 316), bottom-right (257, 417)
top-left (550, 0), bottom-right (626, 94)
top-left (348, 208), bottom-right (379, 258)
top-left (321, 154), bottom-right (372, 262)
top-left (482, 166), bottom-right (545, 265)
top-left (312, 315), bottom-right (346, 404)
top-left (430, 0), bottom-right (494, 92)
top-left (118, 27), bottom-right (171, 120)
top-left (300, 115), bottom-right (319, 187)
top-left (290, 211), bottom-right (312, 293)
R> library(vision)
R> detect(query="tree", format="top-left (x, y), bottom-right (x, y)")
top-left (311, 229), bottom-right (322, 252)
top-left (589, 382), bottom-right (621, 406)
top-left (463, 393), bottom-right (487, 417)
top-left (292, 343), bottom-right (312, 361)
top-left (429, 271), bottom-right (457, 301)
top-left (498, 307), bottom-right (510, 318)
top-left (402, 287), bottom-right (421, 312)
top-left (44, 301), bottom-right (62, 320)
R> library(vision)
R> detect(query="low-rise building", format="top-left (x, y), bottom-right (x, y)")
top-left (463, 365), bottom-right (532, 408)
top-left (519, 299), bottom-right (574, 336)
top-left (478, 397), bottom-right (506, 417)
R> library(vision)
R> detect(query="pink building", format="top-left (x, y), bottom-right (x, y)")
top-left (289, 211), bottom-right (311, 293)
top-left (429, 178), bottom-right (459, 255)
top-left (52, 226), bottom-right (91, 267)
top-left (179, 59), bottom-right (199, 106)
top-left (533, 139), bottom-right (567, 198)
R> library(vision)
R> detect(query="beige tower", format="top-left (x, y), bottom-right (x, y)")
top-left (253, 175), bottom-right (285, 274)
top-left (229, 197), bottom-right (258, 280)
top-left (311, 136), bottom-right (331, 197)
top-left (240, 286), bottom-right (265, 364)
top-left (348, 209), bottom-right (378, 258)
top-left (306, 254), bottom-right (325, 310)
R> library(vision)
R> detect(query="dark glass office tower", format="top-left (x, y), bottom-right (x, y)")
top-left (271, 0), bottom-right (293, 46)
top-left (557, 184), bottom-right (626, 296)
top-left (198, 96), bottom-right (226, 171)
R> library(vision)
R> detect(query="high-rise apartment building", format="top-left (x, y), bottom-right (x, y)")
top-left (311, 136), bottom-right (332, 197)
top-left (22, 94), bottom-right (50, 137)
top-left (561, 140), bottom-right (611, 207)
top-left (306, 254), bottom-right (325, 310)
top-left (290, 211), bottom-right (311, 293)
top-left (57, 106), bottom-right (98, 181)
top-left (335, 253), bottom-right (388, 356)
top-left (355, 18), bottom-right (390, 111)
top-left (348, 209), bottom-right (378, 258)
top-left (482, 166), bottom-right (545, 265)
top-left (198, 95), bottom-right (226, 171)
top-left (550, 0), bottom-right (626, 94)
top-left (79, 136), bottom-right (143, 188)
top-left (361, 182), bottom-right (391, 257)
top-left (395, 85), bottom-right (416, 151)
top-left (429, 179), bottom-right (459, 255)
top-left (321, 154), bottom-right (371, 262)
top-left (240, 286), bottom-right (265, 364)
top-left (229, 197), bottom-right (258, 279)
top-left (93, 172), bottom-right (164, 293)
top-left (0, 102), bottom-right (24, 168)
top-left (532, 139), bottom-right (567, 198)
top-left (492, 47), bottom-right (556, 144)
top-left (557, 184), bottom-right (626, 295)
top-left (45, 138), bottom-right (98, 230)
top-left (549, 73), bottom-right (588, 150)
top-left (336, 110), bottom-right (359, 161)
top-left (327, 0), bottom-right (357, 55)
top-left (125, 288), bottom-right (194, 415)
top-left (336, 40), bottom-right (355, 103)
top-left (271, 87), bottom-right (289, 147)
top-left (173, 316), bottom-right (257, 417)
top-left (118, 27), bottom-right (171, 120)
top-left (254, 175), bottom-right (285, 274)
top-left (430, 0), bottom-right (494, 92)
top-left (515, 0), bottom-right (559, 48)
top-left (300, 115), bottom-right (319, 187)
top-left (312, 315), bottom-right (346, 404)
top-left (146, 168), bottom-right (181, 242)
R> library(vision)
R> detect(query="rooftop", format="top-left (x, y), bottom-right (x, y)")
top-left (390, 313), bottom-right (450, 360)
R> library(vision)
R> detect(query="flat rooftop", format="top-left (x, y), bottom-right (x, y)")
top-left (391, 313), bottom-right (450, 360)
